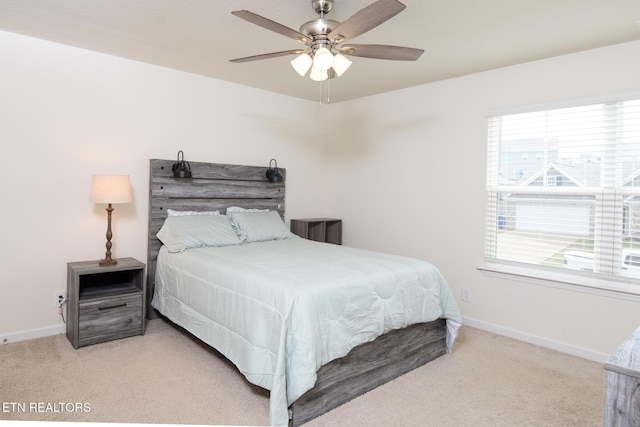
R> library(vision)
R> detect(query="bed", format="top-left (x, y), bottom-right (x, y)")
top-left (147, 159), bottom-right (462, 426)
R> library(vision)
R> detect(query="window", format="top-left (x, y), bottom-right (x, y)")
top-left (485, 94), bottom-right (640, 290)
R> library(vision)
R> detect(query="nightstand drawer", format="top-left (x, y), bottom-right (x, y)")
top-left (78, 293), bottom-right (143, 347)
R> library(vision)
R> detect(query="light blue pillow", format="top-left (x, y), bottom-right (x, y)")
top-left (227, 210), bottom-right (295, 243)
top-left (156, 215), bottom-right (241, 253)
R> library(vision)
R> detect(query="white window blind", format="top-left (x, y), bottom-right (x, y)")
top-left (485, 95), bottom-right (640, 288)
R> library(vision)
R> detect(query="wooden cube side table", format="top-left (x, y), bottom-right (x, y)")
top-left (290, 218), bottom-right (342, 245)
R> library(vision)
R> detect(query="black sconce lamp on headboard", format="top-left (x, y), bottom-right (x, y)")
top-left (266, 159), bottom-right (283, 183)
top-left (172, 150), bottom-right (192, 178)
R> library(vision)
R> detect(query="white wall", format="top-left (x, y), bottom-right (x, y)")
top-left (0, 31), bottom-right (329, 341)
top-left (326, 40), bottom-right (640, 361)
top-left (2, 28), bottom-right (639, 362)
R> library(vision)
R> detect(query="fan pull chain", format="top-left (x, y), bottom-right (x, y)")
top-left (318, 79), bottom-right (331, 107)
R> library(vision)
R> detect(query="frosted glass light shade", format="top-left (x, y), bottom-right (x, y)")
top-left (313, 47), bottom-right (334, 71)
top-left (291, 53), bottom-right (312, 76)
top-left (309, 66), bottom-right (328, 81)
top-left (331, 53), bottom-right (352, 77)
top-left (90, 175), bottom-right (132, 204)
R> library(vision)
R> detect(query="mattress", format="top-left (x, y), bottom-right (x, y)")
top-left (152, 237), bottom-right (462, 426)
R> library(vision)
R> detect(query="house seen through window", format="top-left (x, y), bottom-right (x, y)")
top-left (485, 95), bottom-right (640, 289)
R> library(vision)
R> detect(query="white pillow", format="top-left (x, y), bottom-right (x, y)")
top-left (227, 210), bottom-right (295, 243)
top-left (156, 215), bottom-right (241, 253)
top-left (225, 206), bottom-right (268, 214)
top-left (167, 209), bottom-right (220, 216)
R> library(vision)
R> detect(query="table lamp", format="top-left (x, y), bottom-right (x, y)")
top-left (90, 175), bottom-right (132, 266)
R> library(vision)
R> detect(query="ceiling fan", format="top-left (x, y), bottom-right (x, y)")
top-left (229, 0), bottom-right (424, 82)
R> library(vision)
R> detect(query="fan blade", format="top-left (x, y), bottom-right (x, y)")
top-left (340, 44), bottom-right (423, 61)
top-left (232, 10), bottom-right (310, 44)
top-left (327, 0), bottom-right (406, 44)
top-left (230, 49), bottom-right (306, 63)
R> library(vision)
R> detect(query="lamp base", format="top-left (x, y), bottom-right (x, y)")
top-left (99, 204), bottom-right (117, 267)
top-left (99, 257), bottom-right (117, 267)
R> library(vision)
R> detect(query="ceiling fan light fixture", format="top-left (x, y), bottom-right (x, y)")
top-left (309, 66), bottom-right (328, 81)
top-left (331, 53), bottom-right (352, 77)
top-left (313, 47), bottom-right (334, 71)
top-left (291, 52), bottom-right (313, 76)
top-left (231, 0), bottom-right (424, 86)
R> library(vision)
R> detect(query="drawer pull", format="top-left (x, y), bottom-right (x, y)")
top-left (98, 303), bottom-right (127, 311)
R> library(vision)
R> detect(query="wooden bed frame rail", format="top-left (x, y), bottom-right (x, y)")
top-left (290, 318), bottom-right (447, 425)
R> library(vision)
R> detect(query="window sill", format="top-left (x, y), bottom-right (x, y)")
top-left (478, 262), bottom-right (640, 302)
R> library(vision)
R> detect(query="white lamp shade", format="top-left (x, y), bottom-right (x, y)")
top-left (309, 66), bottom-right (328, 82)
top-left (90, 175), bottom-right (132, 204)
top-left (291, 53), bottom-right (312, 76)
top-left (313, 47), bottom-right (334, 71)
top-left (332, 53), bottom-right (352, 77)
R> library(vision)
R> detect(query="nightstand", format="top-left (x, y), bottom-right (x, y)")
top-left (66, 257), bottom-right (145, 349)
top-left (290, 218), bottom-right (342, 245)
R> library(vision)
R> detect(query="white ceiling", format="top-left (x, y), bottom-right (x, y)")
top-left (1, 0), bottom-right (639, 103)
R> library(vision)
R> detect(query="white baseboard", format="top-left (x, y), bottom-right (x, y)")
top-left (1, 318), bottom-right (611, 363)
top-left (0, 324), bottom-right (65, 345)
top-left (462, 316), bottom-right (610, 363)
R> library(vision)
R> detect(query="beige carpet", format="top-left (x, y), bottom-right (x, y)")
top-left (0, 318), bottom-right (604, 426)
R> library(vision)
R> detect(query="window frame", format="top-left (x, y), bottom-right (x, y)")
top-left (482, 91), bottom-right (640, 298)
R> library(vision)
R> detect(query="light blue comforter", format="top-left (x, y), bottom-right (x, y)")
top-left (152, 237), bottom-right (462, 426)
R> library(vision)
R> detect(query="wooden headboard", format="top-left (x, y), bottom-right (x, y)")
top-left (146, 159), bottom-right (286, 318)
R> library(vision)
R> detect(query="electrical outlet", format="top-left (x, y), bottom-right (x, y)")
top-left (54, 291), bottom-right (67, 307)
top-left (461, 287), bottom-right (471, 303)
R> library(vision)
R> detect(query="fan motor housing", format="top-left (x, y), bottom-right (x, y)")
top-left (300, 19), bottom-right (339, 37)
